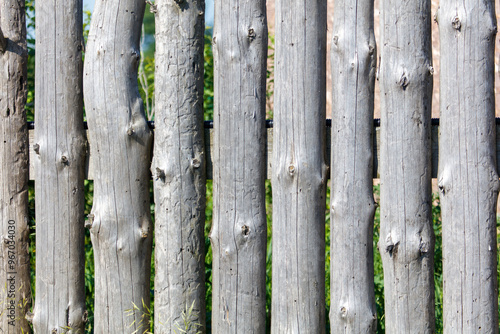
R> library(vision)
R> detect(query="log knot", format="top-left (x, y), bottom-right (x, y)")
top-left (419, 238), bottom-right (429, 256)
top-left (321, 163), bottom-right (329, 185)
top-left (385, 233), bottom-right (399, 257)
top-left (0, 27), bottom-right (7, 53)
top-left (82, 310), bottom-right (88, 323)
top-left (241, 225), bottom-right (250, 237)
top-left (174, 0), bottom-right (186, 8)
top-left (2, 235), bottom-right (11, 245)
top-left (248, 28), bottom-right (256, 41)
top-left (85, 214), bottom-right (94, 229)
top-left (339, 305), bottom-right (348, 318)
top-left (191, 158), bottom-right (201, 169)
top-left (438, 171), bottom-right (451, 195)
top-left (155, 167), bottom-right (166, 181)
top-left (140, 219), bottom-right (152, 239)
top-left (428, 65), bottom-right (434, 76)
top-left (26, 311), bottom-right (34, 323)
top-left (398, 70), bottom-right (409, 90)
top-left (146, 0), bottom-right (157, 13)
top-left (368, 45), bottom-right (375, 56)
top-left (451, 16), bottom-right (461, 31)
top-left (288, 164), bottom-right (296, 176)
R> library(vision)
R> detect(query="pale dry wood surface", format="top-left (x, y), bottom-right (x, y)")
top-left (210, 0), bottom-right (268, 332)
top-left (33, 1), bottom-right (87, 332)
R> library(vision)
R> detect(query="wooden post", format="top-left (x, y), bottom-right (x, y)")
top-left (438, 1), bottom-right (499, 332)
top-left (379, 0), bottom-right (435, 332)
top-left (272, 0), bottom-right (328, 332)
top-left (33, 0), bottom-right (87, 332)
top-left (0, 1), bottom-right (31, 333)
top-left (152, 0), bottom-right (207, 332)
top-left (330, 0), bottom-right (377, 332)
top-left (210, 0), bottom-right (268, 332)
top-left (83, 0), bottom-right (153, 332)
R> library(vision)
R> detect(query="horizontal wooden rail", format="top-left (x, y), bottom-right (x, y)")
top-left (28, 119), bottom-right (500, 180)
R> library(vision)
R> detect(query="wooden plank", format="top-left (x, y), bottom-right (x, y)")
top-left (438, 1), bottom-right (499, 332)
top-left (32, 0), bottom-right (87, 332)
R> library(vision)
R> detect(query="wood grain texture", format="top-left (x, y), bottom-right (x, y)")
top-left (271, 0), bottom-right (327, 332)
top-left (379, 0), bottom-right (435, 332)
top-left (330, 0), bottom-right (377, 332)
top-left (83, 0), bottom-right (153, 332)
top-left (438, 1), bottom-right (499, 332)
top-left (0, 1), bottom-right (31, 333)
top-left (152, 0), bottom-right (207, 332)
top-left (33, 1), bottom-right (87, 333)
top-left (210, 0), bottom-right (268, 332)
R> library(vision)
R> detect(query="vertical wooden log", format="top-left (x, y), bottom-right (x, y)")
top-left (272, 0), bottom-right (327, 332)
top-left (210, 0), bottom-right (268, 332)
top-left (438, 1), bottom-right (499, 332)
top-left (379, 0), bottom-right (435, 332)
top-left (0, 1), bottom-right (31, 333)
top-left (152, 0), bottom-right (206, 332)
top-left (33, 0), bottom-right (87, 333)
top-left (83, 1), bottom-right (153, 333)
top-left (330, 0), bottom-right (377, 332)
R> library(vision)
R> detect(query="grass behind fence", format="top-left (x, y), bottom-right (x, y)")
top-left (25, 179), bottom-right (495, 333)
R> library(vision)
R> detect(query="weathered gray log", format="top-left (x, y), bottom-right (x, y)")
top-left (83, 1), bottom-right (153, 332)
top-left (271, 1), bottom-right (327, 332)
top-left (437, 2), bottom-right (499, 332)
top-left (330, 0), bottom-right (377, 332)
top-left (379, 0), bottom-right (435, 332)
top-left (0, 1), bottom-right (31, 333)
top-left (32, 1), bottom-right (87, 333)
top-left (152, 0), bottom-right (206, 332)
top-left (209, 0), bottom-right (268, 332)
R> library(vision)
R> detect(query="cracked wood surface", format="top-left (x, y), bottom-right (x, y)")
top-left (152, 0), bottom-right (207, 332)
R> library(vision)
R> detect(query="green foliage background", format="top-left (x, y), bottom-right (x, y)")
top-left (22, 2), bottom-right (500, 333)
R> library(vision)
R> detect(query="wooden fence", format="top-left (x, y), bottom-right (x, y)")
top-left (1, 0), bottom-right (499, 333)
